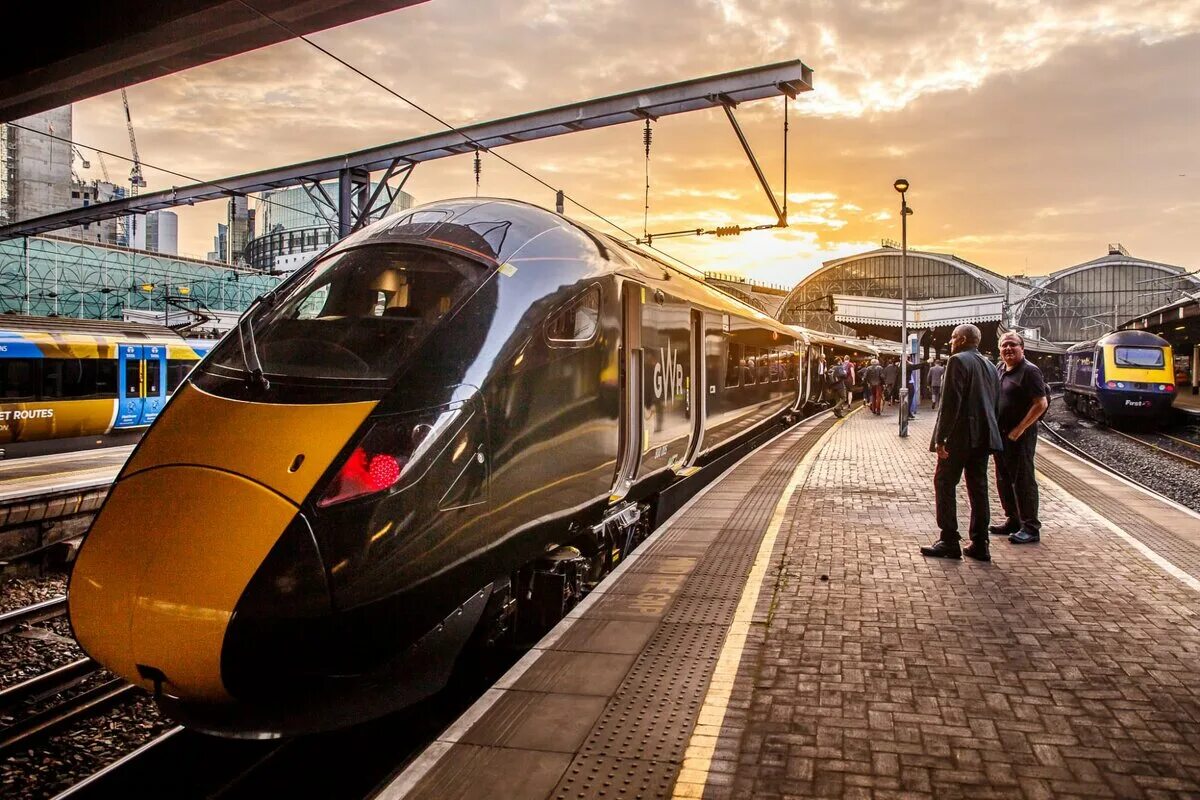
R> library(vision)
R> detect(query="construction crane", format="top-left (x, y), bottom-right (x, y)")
top-left (96, 151), bottom-right (111, 182)
top-left (120, 89), bottom-right (147, 195)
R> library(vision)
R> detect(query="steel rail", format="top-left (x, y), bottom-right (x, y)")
top-left (0, 596), bottom-right (67, 635)
top-left (1037, 422), bottom-right (1171, 500)
top-left (1104, 428), bottom-right (1200, 469)
top-left (0, 658), bottom-right (99, 714)
top-left (0, 678), bottom-right (138, 757)
top-left (1160, 431), bottom-right (1200, 455)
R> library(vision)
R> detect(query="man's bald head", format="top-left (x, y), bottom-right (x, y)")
top-left (953, 324), bottom-right (981, 346)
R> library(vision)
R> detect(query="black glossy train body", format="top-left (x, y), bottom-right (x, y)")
top-left (1063, 330), bottom-right (1176, 424)
top-left (69, 199), bottom-right (856, 736)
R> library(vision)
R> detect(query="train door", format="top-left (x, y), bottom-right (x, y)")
top-left (611, 284), bottom-right (643, 501)
top-left (140, 345), bottom-right (167, 425)
top-left (640, 289), bottom-right (692, 475)
top-left (115, 345), bottom-right (144, 429)
top-left (682, 308), bottom-right (706, 469)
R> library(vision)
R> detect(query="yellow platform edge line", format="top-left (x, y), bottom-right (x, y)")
top-left (670, 408), bottom-right (856, 798)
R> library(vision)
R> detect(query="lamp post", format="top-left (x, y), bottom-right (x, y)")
top-left (894, 178), bottom-right (912, 437)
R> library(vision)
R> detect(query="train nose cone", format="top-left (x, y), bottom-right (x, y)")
top-left (69, 466), bottom-right (301, 702)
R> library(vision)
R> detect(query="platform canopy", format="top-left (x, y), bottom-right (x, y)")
top-left (833, 294), bottom-right (1005, 329)
top-left (0, 1), bottom-right (431, 123)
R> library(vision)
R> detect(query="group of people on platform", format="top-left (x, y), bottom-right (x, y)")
top-left (820, 326), bottom-right (1049, 562)
top-left (918, 325), bottom-right (1049, 562)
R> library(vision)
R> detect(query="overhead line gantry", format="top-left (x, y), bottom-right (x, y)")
top-left (0, 60), bottom-right (812, 244)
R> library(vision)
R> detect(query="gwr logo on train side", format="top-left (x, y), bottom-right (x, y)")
top-left (652, 339), bottom-right (686, 401)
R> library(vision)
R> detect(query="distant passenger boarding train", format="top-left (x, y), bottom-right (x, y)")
top-left (1063, 330), bottom-right (1176, 424)
top-left (69, 198), bottom-right (861, 737)
top-left (0, 316), bottom-right (212, 451)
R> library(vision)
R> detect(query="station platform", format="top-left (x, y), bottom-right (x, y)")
top-left (0, 446), bottom-right (129, 503)
top-left (383, 405), bottom-right (1200, 800)
top-left (1174, 389), bottom-right (1200, 417)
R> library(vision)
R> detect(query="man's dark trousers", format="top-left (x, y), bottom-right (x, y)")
top-left (935, 446), bottom-right (992, 541)
top-left (995, 432), bottom-right (1040, 534)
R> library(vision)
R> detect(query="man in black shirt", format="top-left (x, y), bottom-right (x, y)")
top-left (990, 332), bottom-right (1050, 544)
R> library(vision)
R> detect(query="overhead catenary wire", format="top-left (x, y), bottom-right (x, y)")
top-left (233, 0), bottom-right (703, 272)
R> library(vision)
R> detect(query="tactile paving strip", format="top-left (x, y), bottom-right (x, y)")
top-left (552, 755), bottom-right (680, 800)
top-left (1039, 455), bottom-right (1200, 579)
top-left (548, 417), bottom-right (837, 798)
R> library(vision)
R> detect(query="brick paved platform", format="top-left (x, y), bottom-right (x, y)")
top-left (699, 410), bottom-right (1200, 800)
top-left (382, 406), bottom-right (1200, 800)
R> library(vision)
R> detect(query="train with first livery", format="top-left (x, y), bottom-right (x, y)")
top-left (0, 316), bottom-right (212, 454)
top-left (1063, 329), bottom-right (1176, 424)
top-left (69, 198), bottom-right (860, 737)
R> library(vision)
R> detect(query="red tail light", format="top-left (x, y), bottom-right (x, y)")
top-left (1106, 381), bottom-right (1117, 389)
top-left (316, 407), bottom-right (456, 508)
top-left (1164, 384), bottom-right (1174, 392)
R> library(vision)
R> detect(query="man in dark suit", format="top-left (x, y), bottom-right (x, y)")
top-left (921, 323), bottom-right (1004, 561)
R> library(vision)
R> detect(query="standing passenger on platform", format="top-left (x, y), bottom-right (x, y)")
top-left (863, 358), bottom-right (883, 414)
top-left (990, 332), bottom-right (1049, 545)
top-left (830, 356), bottom-right (850, 417)
top-left (907, 356), bottom-right (921, 418)
top-left (921, 324), bottom-right (1003, 562)
top-left (883, 359), bottom-right (898, 406)
top-left (929, 359), bottom-right (945, 410)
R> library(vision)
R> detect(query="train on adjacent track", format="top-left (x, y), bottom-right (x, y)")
top-left (1063, 330), bottom-right (1176, 424)
top-left (68, 198), bottom-right (866, 737)
top-left (0, 316), bottom-right (212, 453)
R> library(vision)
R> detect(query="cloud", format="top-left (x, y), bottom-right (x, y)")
top-left (55, 0), bottom-right (1200, 281)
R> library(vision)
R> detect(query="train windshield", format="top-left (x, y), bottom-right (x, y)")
top-left (1114, 346), bottom-right (1164, 368)
top-left (211, 245), bottom-right (490, 381)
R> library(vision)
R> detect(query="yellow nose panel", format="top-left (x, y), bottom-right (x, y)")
top-left (123, 384), bottom-right (377, 506)
top-left (70, 466), bottom-right (298, 701)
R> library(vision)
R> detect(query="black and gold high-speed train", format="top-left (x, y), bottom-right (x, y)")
top-left (69, 199), bottom-right (856, 736)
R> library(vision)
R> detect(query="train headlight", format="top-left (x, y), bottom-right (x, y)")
top-left (316, 407), bottom-right (459, 508)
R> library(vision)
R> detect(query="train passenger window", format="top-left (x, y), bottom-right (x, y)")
top-left (725, 342), bottom-right (741, 388)
top-left (546, 286), bottom-right (600, 346)
top-left (42, 359), bottom-right (96, 399)
top-left (770, 350), bottom-right (781, 382)
top-left (1, 359), bottom-right (38, 401)
top-left (743, 348), bottom-right (757, 386)
top-left (1115, 347), bottom-right (1164, 368)
top-left (125, 359), bottom-right (142, 397)
top-left (145, 359), bottom-right (163, 394)
top-left (96, 360), bottom-right (118, 398)
top-left (758, 350), bottom-right (770, 384)
top-left (167, 360), bottom-right (194, 394)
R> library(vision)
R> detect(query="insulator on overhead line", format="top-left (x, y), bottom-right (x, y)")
top-left (714, 225), bottom-right (741, 237)
top-left (643, 119), bottom-right (652, 157)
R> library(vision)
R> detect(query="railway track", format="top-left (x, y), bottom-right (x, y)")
top-left (1037, 421), bottom-right (1168, 499)
top-left (0, 595), bottom-right (67, 635)
top-left (1103, 428), bottom-right (1200, 469)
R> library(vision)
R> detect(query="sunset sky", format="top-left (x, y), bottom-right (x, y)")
top-left (69, 0), bottom-right (1200, 286)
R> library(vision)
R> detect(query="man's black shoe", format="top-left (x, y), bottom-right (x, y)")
top-left (1009, 530), bottom-right (1040, 545)
top-left (920, 540), bottom-right (961, 559)
top-left (963, 539), bottom-right (991, 561)
top-left (988, 522), bottom-right (1019, 536)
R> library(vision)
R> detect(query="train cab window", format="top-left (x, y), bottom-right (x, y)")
top-left (546, 286), bottom-right (600, 346)
top-left (207, 244), bottom-right (490, 381)
top-left (1, 359), bottom-right (38, 401)
top-left (725, 342), bottom-right (741, 388)
top-left (1115, 347), bottom-right (1164, 368)
top-left (743, 348), bottom-right (757, 386)
top-left (145, 359), bottom-right (163, 394)
top-left (167, 360), bottom-right (194, 394)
